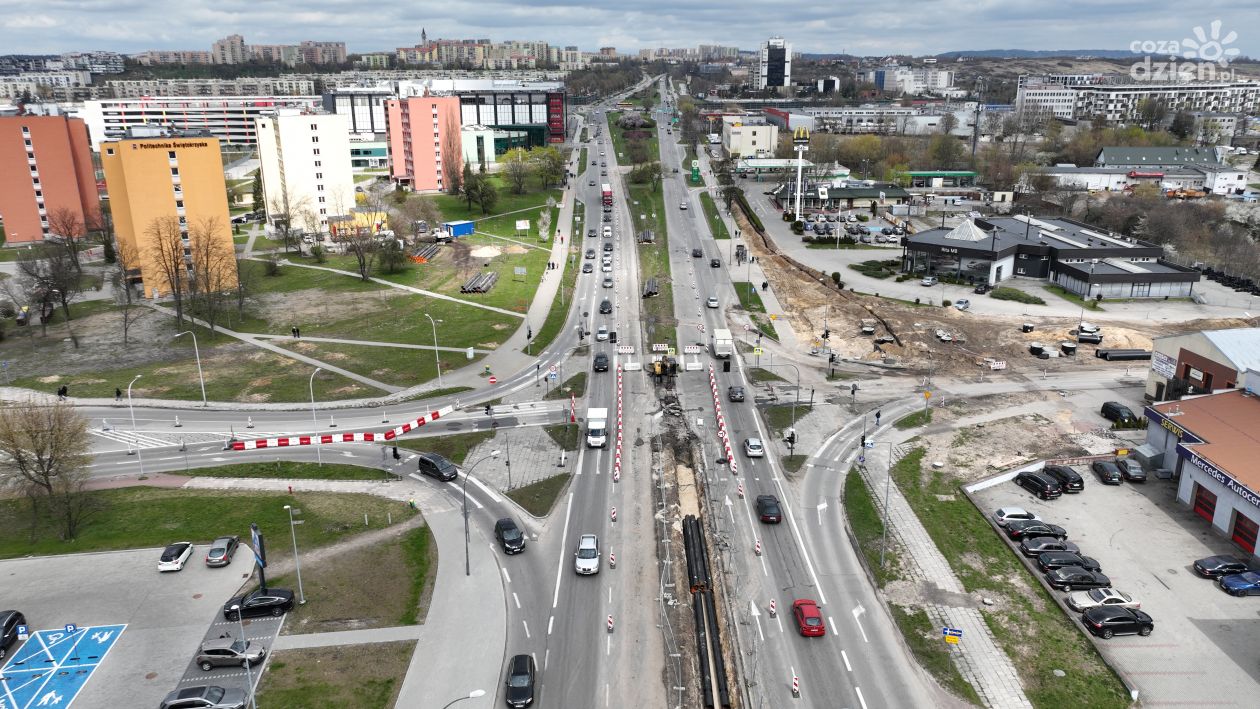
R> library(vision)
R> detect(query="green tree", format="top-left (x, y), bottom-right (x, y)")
top-left (475, 177), bottom-right (498, 214)
top-left (532, 146), bottom-right (566, 188)
top-left (1168, 111), bottom-right (1196, 141)
top-left (251, 172), bottom-right (263, 211)
top-left (377, 237), bottom-right (407, 274)
top-left (461, 161), bottom-right (477, 211)
top-left (928, 135), bottom-right (964, 169)
top-left (1137, 99), bottom-right (1168, 130)
top-left (502, 149), bottom-right (532, 194)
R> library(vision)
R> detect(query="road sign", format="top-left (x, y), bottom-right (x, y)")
top-left (942, 626), bottom-right (963, 637)
top-left (651, 343), bottom-right (668, 352)
top-left (16, 623), bottom-right (28, 640)
top-left (858, 454), bottom-right (865, 464)
top-left (488, 375), bottom-right (498, 384)
top-left (989, 360), bottom-right (1007, 370)
top-left (863, 441), bottom-right (875, 449)
top-left (549, 364), bottom-right (558, 373)
top-left (753, 347), bottom-right (764, 356)
top-left (683, 345), bottom-right (702, 354)
top-left (946, 635), bottom-right (960, 644)
top-left (666, 347), bottom-right (676, 356)
top-left (548, 372), bottom-right (558, 382)
top-left (924, 391), bottom-right (932, 399)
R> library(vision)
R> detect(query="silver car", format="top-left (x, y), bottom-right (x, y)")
top-left (196, 638), bottom-right (265, 671)
top-left (574, 534), bottom-right (601, 575)
top-left (160, 686), bottom-right (247, 709)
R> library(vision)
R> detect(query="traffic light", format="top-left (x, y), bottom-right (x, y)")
top-left (822, 329), bottom-right (830, 340)
top-left (828, 353), bottom-right (837, 363)
top-left (860, 434), bottom-right (866, 448)
top-left (787, 429), bottom-right (797, 445)
top-left (484, 404), bottom-right (492, 416)
top-left (851, 383), bottom-right (858, 395)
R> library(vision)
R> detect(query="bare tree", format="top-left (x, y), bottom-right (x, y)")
top-left (45, 207), bottom-right (87, 274)
top-left (267, 192), bottom-right (311, 254)
top-left (0, 399), bottom-right (96, 541)
top-left (502, 149), bottom-right (532, 194)
top-left (144, 216), bottom-right (190, 328)
top-left (442, 112), bottom-right (463, 195)
top-left (111, 237), bottom-right (149, 345)
top-left (186, 216), bottom-right (237, 332)
top-left (16, 244), bottom-right (82, 334)
top-left (342, 227), bottom-right (379, 281)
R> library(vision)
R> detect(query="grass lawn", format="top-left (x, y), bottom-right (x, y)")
top-left (683, 144), bottom-right (697, 174)
top-left (762, 403), bottom-right (812, 437)
top-left (894, 408), bottom-right (933, 429)
top-left (891, 449), bottom-right (1130, 709)
top-left (273, 339), bottom-right (484, 390)
top-left (843, 469), bottom-right (899, 586)
top-left (543, 372), bottom-right (587, 400)
top-left (544, 423), bottom-right (581, 451)
top-left (172, 462), bottom-right (391, 481)
top-left (699, 192), bottom-right (730, 239)
top-left (849, 259), bottom-right (899, 279)
top-left (607, 111), bottom-right (660, 166)
top-left (780, 454), bottom-right (807, 473)
top-left (891, 605), bottom-right (984, 706)
top-left (746, 367), bottom-right (786, 383)
top-left (990, 286), bottom-right (1047, 305)
top-left (534, 208), bottom-right (582, 353)
top-left (257, 641), bottom-right (414, 709)
top-left (430, 176), bottom-right (561, 242)
top-left (507, 473), bottom-right (571, 517)
top-left (1043, 284), bottom-right (1104, 311)
top-left (732, 282), bottom-right (767, 312)
top-left (629, 181), bottom-right (676, 349)
top-left (394, 429), bottom-right (495, 466)
top-left (0, 488), bottom-right (415, 560)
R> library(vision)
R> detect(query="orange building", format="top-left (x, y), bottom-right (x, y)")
top-left (385, 95), bottom-right (462, 192)
top-left (0, 115), bottom-right (98, 246)
top-left (101, 129), bottom-right (237, 298)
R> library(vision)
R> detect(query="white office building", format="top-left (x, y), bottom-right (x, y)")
top-left (721, 116), bottom-right (778, 158)
top-left (756, 37), bottom-right (792, 91)
top-left (255, 109), bottom-right (355, 232)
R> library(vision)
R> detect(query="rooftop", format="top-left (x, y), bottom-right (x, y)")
top-left (907, 215), bottom-right (1152, 253)
top-left (1096, 146), bottom-right (1222, 167)
top-left (1153, 389), bottom-right (1260, 496)
top-left (1201, 328), bottom-right (1260, 374)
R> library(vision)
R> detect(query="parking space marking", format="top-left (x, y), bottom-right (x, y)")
top-left (0, 623), bottom-right (126, 709)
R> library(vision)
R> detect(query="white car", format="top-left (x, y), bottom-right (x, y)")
top-left (158, 542), bottom-right (194, 572)
top-left (574, 534), bottom-right (601, 575)
top-left (954, 299), bottom-right (971, 311)
top-left (706, 296), bottom-right (719, 309)
top-left (992, 507), bottom-right (1040, 527)
top-left (595, 326), bottom-right (609, 341)
top-left (744, 437), bottom-right (765, 458)
top-left (921, 276), bottom-right (938, 287)
top-left (601, 262), bottom-right (612, 273)
top-left (1066, 588), bottom-right (1140, 613)
top-left (679, 202), bottom-right (688, 210)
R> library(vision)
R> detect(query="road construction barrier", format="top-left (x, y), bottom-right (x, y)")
top-left (754, 539), bottom-right (762, 556)
top-left (610, 552), bottom-right (616, 569)
top-left (769, 599), bottom-right (777, 617)
top-left (737, 482), bottom-right (744, 498)
top-left (610, 506), bottom-right (617, 522)
top-left (173, 416), bottom-right (181, 428)
top-left (231, 406), bottom-right (453, 451)
top-left (608, 615), bottom-right (615, 633)
top-left (792, 675), bottom-right (800, 697)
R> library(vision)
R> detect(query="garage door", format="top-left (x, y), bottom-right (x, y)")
top-left (1193, 484), bottom-right (1217, 523)
top-left (1231, 512), bottom-right (1258, 554)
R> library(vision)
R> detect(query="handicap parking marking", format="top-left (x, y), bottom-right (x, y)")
top-left (0, 624), bottom-right (126, 709)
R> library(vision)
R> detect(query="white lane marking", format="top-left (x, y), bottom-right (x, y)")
top-left (738, 490), bottom-right (769, 577)
top-left (522, 620), bottom-right (531, 639)
top-left (842, 649), bottom-right (852, 672)
top-left (608, 586), bottom-right (612, 604)
top-left (513, 592), bottom-right (521, 609)
top-left (544, 648), bottom-right (550, 670)
top-left (470, 475), bottom-right (503, 504)
top-left (502, 568), bottom-right (512, 583)
top-left (547, 615), bottom-right (554, 635)
top-left (458, 486), bottom-right (484, 510)
top-left (828, 616), bottom-right (836, 635)
top-left (749, 600), bottom-right (764, 642)
top-left (551, 490), bottom-right (577, 609)
top-left (816, 500), bottom-right (828, 525)
top-left (852, 604), bottom-right (870, 643)
top-left (606, 635), bottom-right (611, 656)
top-left (856, 685), bottom-right (869, 709)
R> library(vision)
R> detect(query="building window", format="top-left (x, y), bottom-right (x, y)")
top-left (312, 136), bottom-right (319, 143)
top-left (311, 123), bottom-right (318, 130)
top-left (315, 172), bottom-right (322, 179)
top-left (313, 148), bottom-right (320, 155)
top-left (318, 196), bottom-right (326, 203)
top-left (168, 150), bottom-right (176, 159)
top-left (320, 208), bottom-right (326, 215)
top-left (314, 160), bottom-right (321, 167)
top-left (171, 167), bottom-right (179, 176)
top-left (317, 184), bottom-right (324, 191)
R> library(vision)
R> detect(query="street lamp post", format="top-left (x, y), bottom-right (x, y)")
top-left (462, 450), bottom-right (501, 576)
top-left (440, 690), bottom-right (487, 709)
top-left (879, 440), bottom-right (894, 567)
top-left (284, 505), bottom-right (306, 604)
top-left (229, 604), bottom-right (258, 709)
top-left (1077, 259), bottom-right (1099, 341)
top-left (173, 330), bottom-right (207, 406)
top-left (424, 314), bottom-right (443, 387)
top-left (127, 375), bottom-right (145, 475)
top-left (759, 362), bottom-right (801, 454)
top-left (309, 367), bottom-right (322, 466)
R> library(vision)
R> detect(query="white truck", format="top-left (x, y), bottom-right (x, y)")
top-left (711, 329), bottom-right (733, 358)
top-left (586, 407), bottom-right (609, 448)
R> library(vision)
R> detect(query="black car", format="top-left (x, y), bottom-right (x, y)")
top-left (585, 248), bottom-right (596, 259)
top-left (1100, 401), bottom-right (1137, 424)
top-left (974, 283), bottom-right (990, 294)
top-left (710, 258), bottom-right (721, 268)
top-left (1014, 470), bottom-right (1063, 500)
top-left (495, 518), bottom-right (526, 554)
top-left (582, 263), bottom-right (593, 273)
top-left (1193, 555), bottom-right (1251, 578)
top-left (756, 495), bottom-right (782, 524)
top-left (505, 653), bottom-right (537, 707)
top-left (223, 587), bottom-right (295, 619)
top-left (587, 228), bottom-right (596, 237)
top-left (416, 452), bottom-right (458, 481)
top-left (691, 248), bottom-right (703, 258)
top-left (1081, 607), bottom-right (1153, 638)
top-left (599, 298), bottom-right (613, 314)
top-left (1038, 552), bottom-right (1103, 573)
top-left (1116, 459), bottom-right (1146, 483)
top-left (1041, 465), bottom-right (1084, 493)
top-left (603, 241), bottom-right (614, 253)
top-left (1019, 537), bottom-right (1081, 558)
top-left (0, 610), bottom-right (26, 660)
top-left (593, 352), bottom-right (609, 372)
top-left (1006, 520), bottom-right (1068, 541)
top-left (728, 385), bottom-right (745, 402)
top-left (1091, 461), bottom-right (1123, 485)
top-left (1045, 566), bottom-right (1111, 591)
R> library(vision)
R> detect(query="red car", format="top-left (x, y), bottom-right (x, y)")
top-left (792, 599), bottom-right (826, 637)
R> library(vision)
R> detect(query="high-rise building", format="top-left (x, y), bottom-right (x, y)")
top-left (212, 35), bottom-right (248, 65)
top-left (756, 37), bottom-right (792, 90)
top-left (100, 128), bottom-right (237, 298)
top-left (0, 115), bottom-right (99, 246)
top-left (255, 109), bottom-right (355, 232)
top-left (77, 96), bottom-right (323, 149)
top-left (323, 87), bottom-right (393, 138)
top-left (385, 95), bottom-right (463, 192)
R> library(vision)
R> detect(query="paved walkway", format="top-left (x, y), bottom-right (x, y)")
top-left (252, 333), bottom-right (494, 354)
top-left (272, 624), bottom-right (425, 650)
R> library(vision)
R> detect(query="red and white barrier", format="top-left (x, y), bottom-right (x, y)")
top-left (769, 599), bottom-right (777, 617)
top-left (607, 615), bottom-right (615, 633)
top-left (231, 405), bottom-right (453, 450)
top-left (754, 539), bottom-right (762, 556)
top-left (737, 482), bottom-right (744, 498)
top-left (791, 675), bottom-right (800, 697)
top-left (609, 551), bottom-right (616, 568)
top-left (610, 506), bottom-right (617, 522)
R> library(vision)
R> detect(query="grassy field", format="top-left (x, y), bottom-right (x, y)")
top-left (394, 429), bottom-right (495, 466)
top-left (533, 203), bottom-right (582, 353)
top-left (257, 641), bottom-right (414, 709)
top-left (698, 192), bottom-right (730, 239)
top-left (172, 462), bottom-right (392, 481)
top-left (0, 488), bottom-right (415, 559)
top-left (894, 408), bottom-right (933, 429)
top-left (430, 176), bottom-right (561, 241)
top-left (607, 111), bottom-right (660, 167)
top-left (891, 449), bottom-right (1130, 709)
top-left (990, 286), bottom-right (1047, 305)
top-left (762, 403), bottom-right (812, 437)
top-left (543, 372), bottom-right (587, 400)
top-left (628, 181), bottom-right (675, 349)
top-left (273, 340), bottom-right (482, 390)
top-left (733, 281), bottom-right (777, 339)
top-left (544, 423), bottom-right (581, 451)
top-left (746, 367), bottom-right (786, 383)
top-left (507, 473), bottom-right (571, 517)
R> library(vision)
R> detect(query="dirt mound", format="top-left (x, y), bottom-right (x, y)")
top-left (470, 246), bottom-right (502, 258)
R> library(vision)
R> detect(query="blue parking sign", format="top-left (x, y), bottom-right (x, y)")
top-left (15, 624), bottom-right (27, 640)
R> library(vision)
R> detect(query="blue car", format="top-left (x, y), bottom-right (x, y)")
top-left (1218, 571), bottom-right (1260, 596)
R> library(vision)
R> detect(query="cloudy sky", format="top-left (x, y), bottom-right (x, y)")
top-left (2, 0), bottom-right (1258, 57)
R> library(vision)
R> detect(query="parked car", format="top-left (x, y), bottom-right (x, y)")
top-left (1038, 552), bottom-right (1103, 573)
top-left (1019, 536), bottom-right (1080, 557)
top-left (159, 686), bottom-right (247, 709)
top-left (205, 536), bottom-right (239, 567)
top-left (0, 610), bottom-right (26, 660)
top-left (1091, 460), bottom-right (1123, 485)
top-left (1041, 465), bottom-right (1084, 493)
top-left (1100, 401), bottom-right (1137, 424)
top-left (792, 599), bottom-right (826, 637)
top-left (954, 299), bottom-right (971, 311)
top-left (756, 495), bottom-right (782, 524)
top-left (1066, 588), bottom-right (1140, 612)
top-left (158, 542), bottom-right (194, 572)
top-left (495, 518), bottom-right (526, 555)
top-left (1116, 459), bottom-right (1147, 483)
top-left (744, 437), bottom-right (765, 457)
top-left (728, 386), bottom-right (745, 402)
top-left (593, 352), bottom-right (609, 372)
top-left (223, 587), bottom-right (295, 619)
top-left (993, 507), bottom-right (1040, 527)
top-left (1005, 520), bottom-right (1068, 541)
top-left (974, 283), bottom-right (991, 294)
top-left (1081, 606), bottom-right (1153, 638)
top-left (921, 276), bottom-right (938, 287)
top-left (416, 452), bottom-right (458, 481)
top-left (1045, 566), bottom-right (1111, 591)
top-left (574, 534), bottom-right (601, 575)
top-left (1013, 470), bottom-right (1063, 500)
top-left (195, 638), bottom-right (265, 671)
top-left (1193, 555), bottom-right (1252, 579)
top-left (504, 653), bottom-right (537, 707)
top-left (1218, 571), bottom-right (1260, 596)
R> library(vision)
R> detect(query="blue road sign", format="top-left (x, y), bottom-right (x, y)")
top-left (941, 626), bottom-right (964, 638)
top-left (0, 623), bottom-right (126, 709)
top-left (858, 454), bottom-right (865, 464)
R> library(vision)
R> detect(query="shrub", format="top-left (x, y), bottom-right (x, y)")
top-left (989, 287), bottom-right (1046, 305)
top-left (856, 214), bottom-right (870, 222)
top-left (310, 244), bottom-right (326, 263)
top-left (942, 299), bottom-right (952, 307)
top-left (831, 272), bottom-right (844, 289)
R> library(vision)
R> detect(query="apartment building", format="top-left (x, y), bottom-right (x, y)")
top-left (866, 65), bottom-right (956, 95)
top-left (323, 87), bottom-right (393, 138)
top-left (385, 95), bottom-right (462, 192)
top-left (106, 77), bottom-right (317, 98)
top-left (212, 35), bottom-right (248, 65)
top-left (0, 115), bottom-right (98, 246)
top-left (1071, 82), bottom-right (1260, 123)
top-left (77, 95), bottom-right (323, 149)
top-left (0, 71), bottom-right (92, 99)
top-left (1015, 83), bottom-right (1078, 120)
top-left (100, 128), bottom-right (236, 298)
top-left (255, 109), bottom-right (354, 231)
top-left (135, 50), bottom-right (213, 65)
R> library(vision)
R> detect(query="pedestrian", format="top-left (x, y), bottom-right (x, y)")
top-left (115, 387), bottom-right (122, 402)
top-left (392, 445), bottom-right (400, 461)
top-left (875, 410), bottom-right (882, 426)
top-left (57, 386), bottom-right (65, 401)
top-left (291, 326), bottom-right (298, 338)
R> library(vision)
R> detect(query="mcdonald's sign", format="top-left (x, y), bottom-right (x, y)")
top-left (793, 126), bottom-right (810, 149)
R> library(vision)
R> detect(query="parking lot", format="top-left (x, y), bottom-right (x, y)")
top-left (0, 547), bottom-right (268, 709)
top-left (971, 463), bottom-right (1260, 705)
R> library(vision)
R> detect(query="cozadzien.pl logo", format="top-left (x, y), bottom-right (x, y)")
top-left (1129, 20), bottom-right (1240, 81)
